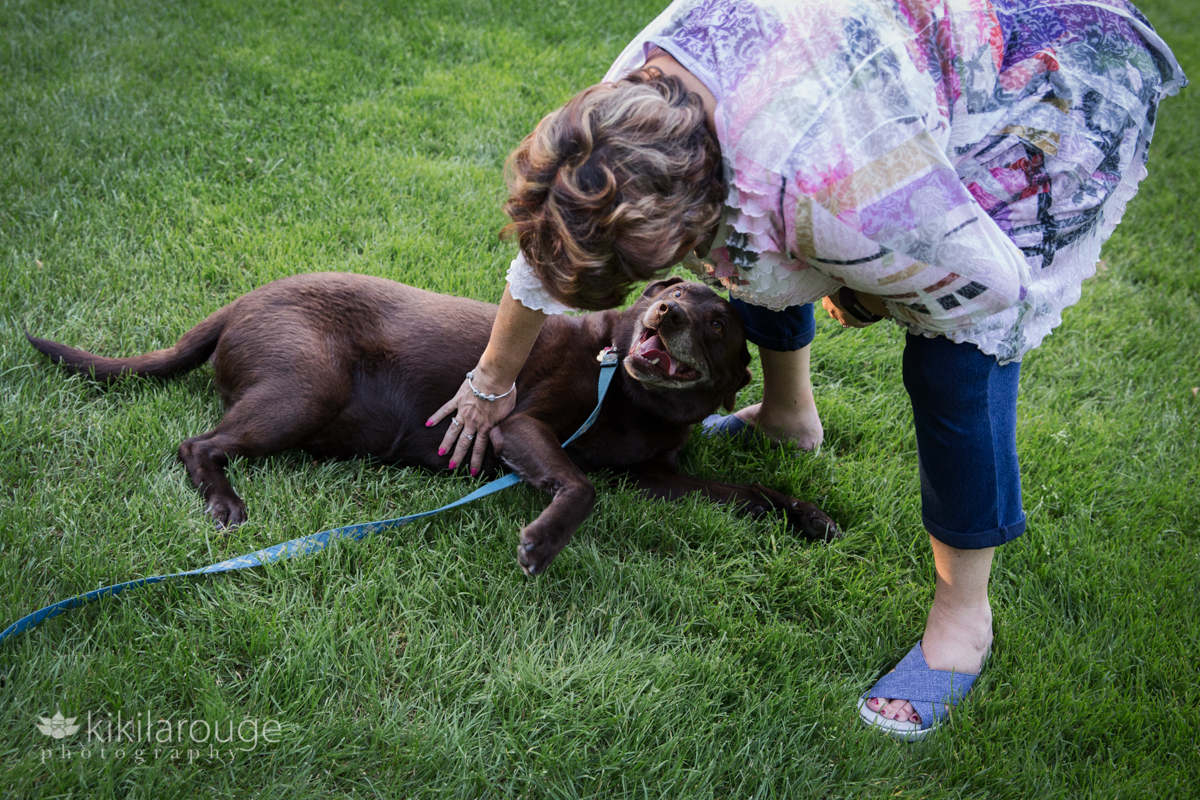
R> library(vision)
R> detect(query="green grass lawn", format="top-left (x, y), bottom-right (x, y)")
top-left (1, 0), bottom-right (1197, 796)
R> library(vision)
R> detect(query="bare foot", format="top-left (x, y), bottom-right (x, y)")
top-left (865, 598), bottom-right (993, 724)
top-left (734, 401), bottom-right (824, 451)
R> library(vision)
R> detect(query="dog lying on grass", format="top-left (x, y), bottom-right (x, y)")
top-left (27, 272), bottom-right (839, 575)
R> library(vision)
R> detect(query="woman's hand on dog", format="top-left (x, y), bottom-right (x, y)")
top-left (427, 284), bottom-right (547, 476)
top-left (428, 371), bottom-right (517, 476)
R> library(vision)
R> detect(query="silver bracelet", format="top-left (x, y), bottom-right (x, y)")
top-left (466, 370), bottom-right (516, 402)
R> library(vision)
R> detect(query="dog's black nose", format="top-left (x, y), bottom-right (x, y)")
top-left (653, 301), bottom-right (685, 328)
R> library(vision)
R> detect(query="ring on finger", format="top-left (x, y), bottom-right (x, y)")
top-left (464, 433), bottom-right (476, 441)
top-left (451, 417), bottom-right (462, 427)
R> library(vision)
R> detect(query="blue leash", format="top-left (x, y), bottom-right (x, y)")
top-left (1, 348), bottom-right (621, 647)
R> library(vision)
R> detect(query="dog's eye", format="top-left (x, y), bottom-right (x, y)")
top-left (712, 320), bottom-right (724, 334)
top-left (673, 289), bottom-right (682, 298)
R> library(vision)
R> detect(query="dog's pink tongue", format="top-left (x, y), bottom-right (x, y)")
top-left (638, 334), bottom-right (664, 355)
top-left (638, 334), bottom-right (676, 372)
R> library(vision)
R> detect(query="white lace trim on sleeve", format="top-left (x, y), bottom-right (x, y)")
top-left (505, 252), bottom-right (576, 315)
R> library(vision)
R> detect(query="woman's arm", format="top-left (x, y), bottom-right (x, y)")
top-left (822, 288), bottom-right (890, 328)
top-left (427, 284), bottom-right (547, 475)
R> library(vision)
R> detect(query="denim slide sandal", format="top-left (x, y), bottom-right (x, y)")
top-left (701, 413), bottom-right (751, 438)
top-left (856, 641), bottom-right (980, 741)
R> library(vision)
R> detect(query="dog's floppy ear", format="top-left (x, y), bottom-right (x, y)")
top-left (641, 275), bottom-right (686, 298)
top-left (722, 342), bottom-right (753, 412)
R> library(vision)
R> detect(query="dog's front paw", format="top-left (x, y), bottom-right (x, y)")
top-left (516, 527), bottom-right (566, 577)
top-left (206, 495), bottom-right (248, 529)
top-left (784, 499), bottom-right (839, 542)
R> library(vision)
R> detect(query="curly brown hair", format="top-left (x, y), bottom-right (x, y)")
top-left (501, 68), bottom-right (726, 311)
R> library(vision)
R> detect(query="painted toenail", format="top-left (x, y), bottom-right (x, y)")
top-left (910, 714), bottom-right (920, 723)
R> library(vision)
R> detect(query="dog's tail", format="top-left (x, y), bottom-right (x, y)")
top-left (26, 304), bottom-right (235, 383)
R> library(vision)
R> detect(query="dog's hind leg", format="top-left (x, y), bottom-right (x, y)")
top-left (178, 382), bottom-right (349, 528)
top-left (623, 457), bottom-right (840, 543)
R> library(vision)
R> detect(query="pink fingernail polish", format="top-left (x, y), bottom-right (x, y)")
top-left (448, 461), bottom-right (456, 469)
top-left (438, 447), bottom-right (447, 456)
top-left (425, 420), bottom-right (433, 427)
top-left (470, 468), bottom-right (478, 476)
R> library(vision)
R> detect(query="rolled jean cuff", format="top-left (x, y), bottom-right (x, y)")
top-left (923, 513), bottom-right (1027, 550)
top-left (728, 298), bottom-right (816, 351)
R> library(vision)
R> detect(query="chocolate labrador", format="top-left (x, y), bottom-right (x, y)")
top-left (27, 272), bottom-right (838, 574)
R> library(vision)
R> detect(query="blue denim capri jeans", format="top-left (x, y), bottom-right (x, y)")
top-left (729, 299), bottom-right (1026, 551)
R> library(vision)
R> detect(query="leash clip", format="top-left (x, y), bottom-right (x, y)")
top-left (596, 345), bottom-right (619, 366)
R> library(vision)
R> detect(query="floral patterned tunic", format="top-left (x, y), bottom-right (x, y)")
top-left (509, 0), bottom-right (1185, 362)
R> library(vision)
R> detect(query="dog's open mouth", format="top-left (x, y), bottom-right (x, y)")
top-left (630, 326), bottom-right (699, 380)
